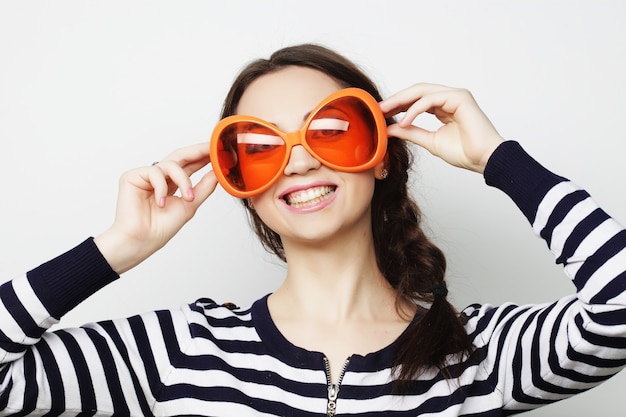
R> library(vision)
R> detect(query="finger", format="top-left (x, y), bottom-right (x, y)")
top-left (142, 166), bottom-right (170, 208)
top-left (397, 92), bottom-right (455, 128)
top-left (386, 123), bottom-right (436, 153)
top-left (162, 143), bottom-right (212, 176)
top-left (154, 160), bottom-right (196, 201)
top-left (379, 83), bottom-right (451, 117)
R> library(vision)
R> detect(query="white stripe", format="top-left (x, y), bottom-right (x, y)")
top-left (563, 218), bottom-right (623, 281)
top-left (184, 307), bottom-right (261, 342)
top-left (180, 341), bottom-right (324, 384)
top-left (64, 327), bottom-right (115, 412)
top-left (162, 368), bottom-right (325, 411)
top-left (3, 351), bottom-right (26, 410)
top-left (533, 181), bottom-right (581, 235)
top-left (0, 290), bottom-right (40, 360)
top-left (342, 368), bottom-right (392, 386)
top-left (549, 196), bottom-right (598, 258)
top-left (86, 320), bottom-right (155, 415)
top-left (579, 247), bottom-right (626, 306)
top-left (12, 274), bottom-right (57, 328)
top-left (40, 332), bottom-right (82, 409)
top-left (155, 397), bottom-right (298, 417)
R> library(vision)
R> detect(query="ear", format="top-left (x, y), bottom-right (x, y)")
top-left (374, 153), bottom-right (389, 180)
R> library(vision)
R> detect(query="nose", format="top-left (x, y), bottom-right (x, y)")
top-left (283, 145), bottom-right (322, 176)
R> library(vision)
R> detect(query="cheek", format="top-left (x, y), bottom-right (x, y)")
top-left (248, 193), bottom-right (280, 228)
top-left (349, 171), bottom-right (377, 196)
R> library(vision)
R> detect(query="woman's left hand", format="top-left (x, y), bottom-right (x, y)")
top-left (379, 83), bottom-right (504, 174)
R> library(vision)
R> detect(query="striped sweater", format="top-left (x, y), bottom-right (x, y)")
top-left (1, 141), bottom-right (625, 416)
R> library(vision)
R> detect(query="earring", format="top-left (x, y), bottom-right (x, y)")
top-left (379, 168), bottom-right (389, 180)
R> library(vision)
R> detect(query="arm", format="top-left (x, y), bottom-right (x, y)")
top-left (471, 141), bottom-right (626, 410)
top-left (1, 143), bottom-right (217, 413)
top-left (380, 85), bottom-right (626, 410)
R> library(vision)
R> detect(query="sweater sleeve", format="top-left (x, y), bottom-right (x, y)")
top-left (464, 141), bottom-right (626, 412)
top-left (0, 239), bottom-right (163, 414)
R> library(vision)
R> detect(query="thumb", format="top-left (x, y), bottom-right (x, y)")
top-left (188, 171), bottom-right (219, 211)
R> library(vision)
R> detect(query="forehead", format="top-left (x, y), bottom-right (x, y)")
top-left (235, 66), bottom-right (344, 127)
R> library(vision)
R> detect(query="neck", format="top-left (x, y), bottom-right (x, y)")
top-left (267, 226), bottom-right (416, 369)
top-left (270, 228), bottom-right (398, 324)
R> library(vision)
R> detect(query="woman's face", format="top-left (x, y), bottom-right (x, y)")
top-left (235, 66), bottom-right (382, 246)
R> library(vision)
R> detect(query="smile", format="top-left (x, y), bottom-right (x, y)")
top-left (283, 185), bottom-right (336, 208)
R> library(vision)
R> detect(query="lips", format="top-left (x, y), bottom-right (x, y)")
top-left (283, 185), bottom-right (336, 208)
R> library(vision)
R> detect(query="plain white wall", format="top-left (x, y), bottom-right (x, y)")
top-left (1, 1), bottom-right (625, 415)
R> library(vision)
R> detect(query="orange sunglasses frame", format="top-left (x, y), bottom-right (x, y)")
top-left (209, 87), bottom-right (388, 198)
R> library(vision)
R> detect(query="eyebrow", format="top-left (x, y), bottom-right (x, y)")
top-left (265, 104), bottom-right (345, 129)
top-left (265, 110), bottom-right (311, 129)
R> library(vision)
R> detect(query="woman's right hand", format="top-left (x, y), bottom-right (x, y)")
top-left (94, 143), bottom-right (217, 274)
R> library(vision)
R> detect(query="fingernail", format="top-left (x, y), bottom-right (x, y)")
top-left (187, 188), bottom-right (195, 199)
top-left (159, 197), bottom-right (166, 207)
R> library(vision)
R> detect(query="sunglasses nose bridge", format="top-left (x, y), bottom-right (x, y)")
top-left (285, 130), bottom-right (304, 147)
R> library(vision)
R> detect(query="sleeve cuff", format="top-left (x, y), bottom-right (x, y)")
top-left (483, 141), bottom-right (567, 223)
top-left (27, 238), bottom-right (120, 319)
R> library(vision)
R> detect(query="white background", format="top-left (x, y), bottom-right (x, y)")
top-left (1, 1), bottom-right (625, 415)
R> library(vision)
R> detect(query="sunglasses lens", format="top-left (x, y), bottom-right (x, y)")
top-left (216, 122), bottom-right (286, 193)
top-left (306, 96), bottom-right (378, 168)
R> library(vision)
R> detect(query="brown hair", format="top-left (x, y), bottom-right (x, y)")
top-left (220, 44), bottom-right (473, 381)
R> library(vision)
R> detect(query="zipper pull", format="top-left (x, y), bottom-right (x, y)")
top-left (327, 383), bottom-right (339, 416)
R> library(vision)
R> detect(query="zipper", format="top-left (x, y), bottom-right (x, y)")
top-left (323, 356), bottom-right (351, 417)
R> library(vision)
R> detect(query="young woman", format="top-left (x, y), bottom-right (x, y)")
top-left (1, 44), bottom-right (625, 416)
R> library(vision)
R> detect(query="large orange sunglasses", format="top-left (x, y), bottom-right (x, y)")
top-left (210, 88), bottom-right (388, 198)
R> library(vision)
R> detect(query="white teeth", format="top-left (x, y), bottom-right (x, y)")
top-left (285, 186), bottom-right (335, 208)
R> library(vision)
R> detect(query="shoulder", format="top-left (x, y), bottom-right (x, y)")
top-left (177, 297), bottom-right (261, 344)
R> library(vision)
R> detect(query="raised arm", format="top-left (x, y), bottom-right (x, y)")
top-left (0, 143), bottom-right (217, 414)
top-left (381, 84), bottom-right (626, 412)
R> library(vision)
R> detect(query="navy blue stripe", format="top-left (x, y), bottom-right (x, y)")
top-left (0, 282), bottom-right (45, 341)
top-left (547, 301), bottom-right (591, 381)
top-left (582, 307), bottom-right (626, 333)
top-left (99, 320), bottom-right (155, 416)
top-left (0, 372), bottom-right (12, 410)
top-left (158, 352), bottom-right (328, 401)
top-left (166, 385), bottom-right (323, 417)
top-left (190, 302), bottom-right (255, 327)
top-left (575, 230), bottom-right (626, 290)
top-left (542, 299), bottom-right (602, 387)
top-left (85, 324), bottom-right (130, 415)
top-left (540, 190), bottom-right (589, 249)
top-left (478, 305), bottom-right (532, 400)
top-left (361, 384), bottom-right (476, 416)
top-left (127, 314), bottom-right (163, 398)
top-left (35, 338), bottom-right (66, 414)
top-left (557, 208), bottom-right (610, 266)
top-left (188, 322), bottom-right (269, 355)
top-left (531, 301), bottom-right (584, 395)
top-left (566, 343), bottom-right (626, 372)
top-left (55, 330), bottom-right (96, 412)
top-left (14, 349), bottom-right (39, 416)
top-left (155, 310), bottom-right (330, 400)
top-left (464, 304), bottom-right (519, 340)
top-left (0, 328), bottom-right (24, 355)
top-left (591, 274), bottom-right (626, 310)
top-left (511, 309), bottom-right (553, 406)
